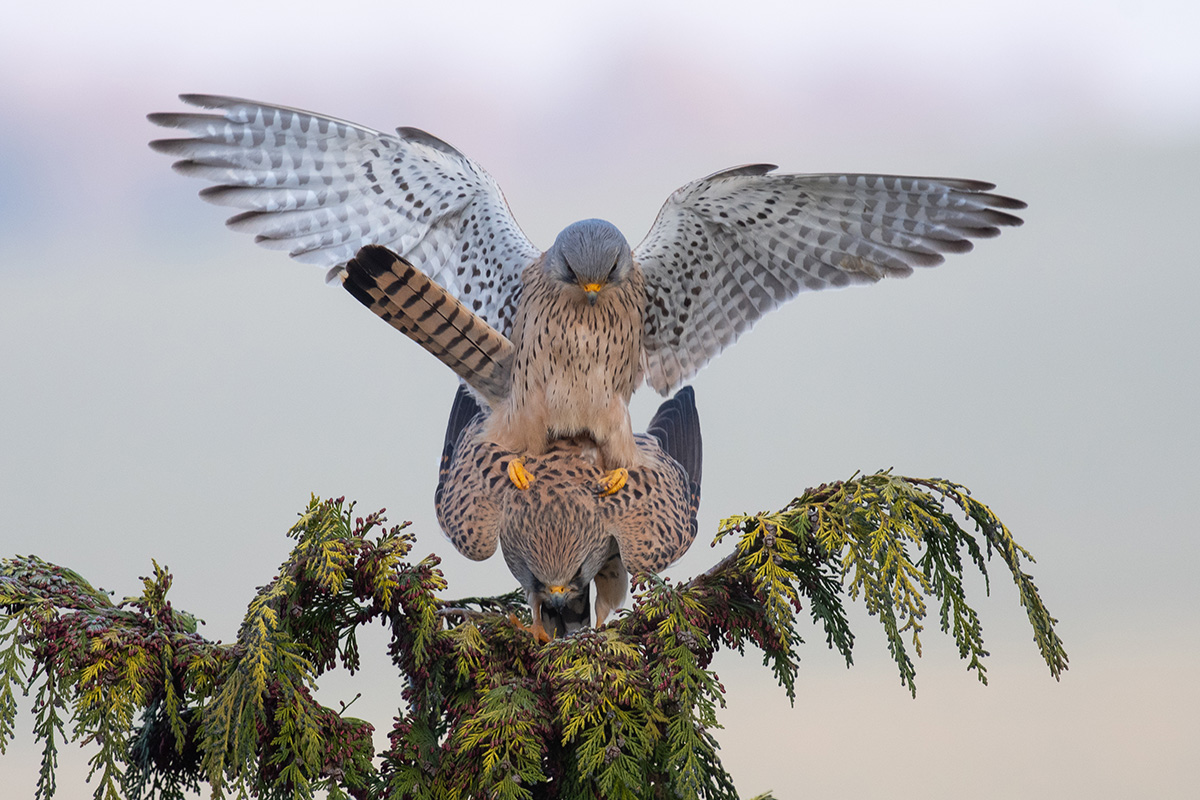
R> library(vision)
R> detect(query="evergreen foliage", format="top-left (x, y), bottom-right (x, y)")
top-left (1, 473), bottom-right (1066, 799)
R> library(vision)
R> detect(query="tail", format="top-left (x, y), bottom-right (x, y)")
top-left (343, 245), bottom-right (513, 406)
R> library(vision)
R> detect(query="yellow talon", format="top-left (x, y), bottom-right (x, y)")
top-left (507, 457), bottom-right (534, 490)
top-left (597, 467), bottom-right (628, 497)
top-left (510, 612), bottom-right (551, 643)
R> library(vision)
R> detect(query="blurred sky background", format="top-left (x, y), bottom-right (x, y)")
top-left (2, 1), bottom-right (1198, 797)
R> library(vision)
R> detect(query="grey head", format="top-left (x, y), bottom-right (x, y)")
top-left (545, 219), bottom-right (635, 302)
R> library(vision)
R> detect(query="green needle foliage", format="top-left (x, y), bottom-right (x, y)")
top-left (0, 474), bottom-right (1066, 800)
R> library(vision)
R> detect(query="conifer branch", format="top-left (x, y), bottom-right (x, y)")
top-left (0, 472), bottom-right (1066, 799)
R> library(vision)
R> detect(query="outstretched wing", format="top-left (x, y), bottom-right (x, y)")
top-left (149, 94), bottom-right (541, 335)
top-left (632, 166), bottom-right (1026, 394)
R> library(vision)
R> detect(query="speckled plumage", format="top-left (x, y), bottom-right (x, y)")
top-left (152, 95), bottom-right (1025, 466)
top-left (342, 231), bottom-right (648, 470)
top-left (149, 95), bottom-right (536, 333)
top-left (486, 224), bottom-right (647, 470)
top-left (436, 386), bottom-right (702, 639)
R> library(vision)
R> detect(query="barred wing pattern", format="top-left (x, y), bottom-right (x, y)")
top-left (148, 94), bottom-right (540, 335)
top-left (633, 166), bottom-right (1026, 394)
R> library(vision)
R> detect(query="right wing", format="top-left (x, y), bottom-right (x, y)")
top-left (149, 94), bottom-right (541, 335)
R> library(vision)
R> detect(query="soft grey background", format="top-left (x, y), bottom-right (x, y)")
top-left (2, 1), bottom-right (1197, 797)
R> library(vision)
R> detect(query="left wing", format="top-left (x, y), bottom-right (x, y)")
top-left (633, 166), bottom-right (1025, 394)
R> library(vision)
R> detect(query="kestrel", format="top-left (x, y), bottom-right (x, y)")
top-left (435, 383), bottom-right (702, 642)
top-left (150, 94), bottom-right (1025, 492)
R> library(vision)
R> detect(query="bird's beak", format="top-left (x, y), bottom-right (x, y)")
top-left (546, 585), bottom-right (570, 607)
top-left (582, 282), bottom-right (603, 304)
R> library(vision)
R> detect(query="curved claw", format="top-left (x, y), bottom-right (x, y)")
top-left (596, 467), bottom-right (629, 497)
top-left (507, 457), bottom-right (534, 490)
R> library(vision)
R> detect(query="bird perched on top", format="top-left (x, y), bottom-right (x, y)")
top-left (338, 247), bottom-right (701, 640)
top-left (435, 382), bottom-right (702, 642)
top-left (150, 94), bottom-right (1025, 492)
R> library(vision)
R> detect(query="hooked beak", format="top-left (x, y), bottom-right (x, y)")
top-left (582, 282), bottom-right (603, 304)
top-left (545, 585), bottom-right (570, 607)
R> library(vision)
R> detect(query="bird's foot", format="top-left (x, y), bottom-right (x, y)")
top-left (508, 612), bottom-right (552, 643)
top-left (596, 467), bottom-right (628, 497)
top-left (507, 457), bottom-right (534, 490)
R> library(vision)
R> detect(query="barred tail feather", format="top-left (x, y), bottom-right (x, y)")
top-left (343, 245), bottom-right (514, 406)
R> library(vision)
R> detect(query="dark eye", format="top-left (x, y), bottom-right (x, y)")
top-left (606, 256), bottom-right (619, 278)
top-left (560, 255), bottom-right (577, 281)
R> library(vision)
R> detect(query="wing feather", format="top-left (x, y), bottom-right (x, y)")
top-left (634, 168), bottom-right (1025, 393)
top-left (149, 94), bottom-right (540, 334)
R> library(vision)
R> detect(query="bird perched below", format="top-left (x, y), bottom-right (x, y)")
top-left (435, 383), bottom-right (702, 642)
top-left (150, 94), bottom-right (1025, 493)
